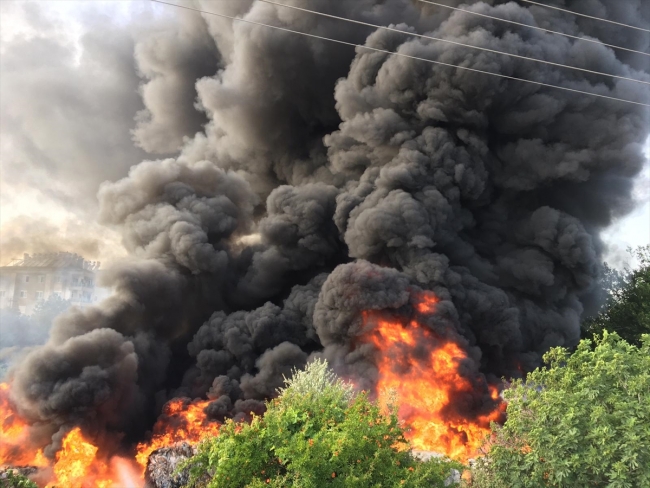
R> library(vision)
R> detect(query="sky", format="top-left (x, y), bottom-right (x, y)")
top-left (600, 139), bottom-right (650, 267)
top-left (0, 0), bottom-right (648, 269)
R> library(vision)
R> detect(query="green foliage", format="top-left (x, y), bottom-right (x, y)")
top-left (183, 359), bottom-right (461, 487)
top-left (469, 333), bottom-right (650, 488)
top-left (583, 245), bottom-right (650, 345)
top-left (0, 470), bottom-right (38, 488)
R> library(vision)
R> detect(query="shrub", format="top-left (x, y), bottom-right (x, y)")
top-left (468, 333), bottom-right (650, 487)
top-left (0, 469), bottom-right (38, 488)
top-left (183, 359), bottom-right (461, 487)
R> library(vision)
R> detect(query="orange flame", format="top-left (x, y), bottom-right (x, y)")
top-left (135, 398), bottom-right (221, 471)
top-left (1, 382), bottom-right (219, 486)
top-left (0, 382), bottom-right (47, 468)
top-left (45, 427), bottom-right (141, 488)
top-left (362, 292), bottom-right (505, 461)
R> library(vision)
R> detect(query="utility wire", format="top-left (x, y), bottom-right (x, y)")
top-left (520, 0), bottom-right (650, 33)
top-left (417, 0), bottom-right (649, 57)
top-left (150, 0), bottom-right (650, 108)
top-left (258, 0), bottom-right (650, 86)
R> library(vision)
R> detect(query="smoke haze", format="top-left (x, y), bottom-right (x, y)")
top-left (1, 0), bottom-right (648, 456)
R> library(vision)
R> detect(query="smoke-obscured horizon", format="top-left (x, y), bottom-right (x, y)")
top-left (1, 0), bottom-right (648, 455)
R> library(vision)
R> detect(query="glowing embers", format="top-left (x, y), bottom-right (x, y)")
top-left (135, 397), bottom-right (221, 471)
top-left (0, 382), bottom-right (47, 468)
top-left (361, 292), bottom-right (505, 461)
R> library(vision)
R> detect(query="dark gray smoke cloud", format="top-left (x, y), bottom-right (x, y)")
top-left (4, 0), bottom-right (649, 456)
top-left (132, 7), bottom-right (220, 154)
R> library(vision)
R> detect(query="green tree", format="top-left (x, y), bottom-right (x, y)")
top-left (469, 332), bottom-right (650, 488)
top-left (583, 245), bottom-right (650, 345)
top-left (183, 359), bottom-right (461, 488)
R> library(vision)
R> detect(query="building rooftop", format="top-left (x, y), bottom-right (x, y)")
top-left (3, 253), bottom-right (100, 271)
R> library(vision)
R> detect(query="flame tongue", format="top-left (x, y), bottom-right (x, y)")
top-left (49, 427), bottom-right (108, 488)
top-left (46, 427), bottom-right (141, 488)
top-left (0, 382), bottom-right (47, 468)
top-left (363, 293), bottom-right (505, 461)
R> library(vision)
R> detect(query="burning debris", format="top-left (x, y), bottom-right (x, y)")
top-left (135, 398), bottom-right (221, 472)
top-left (144, 443), bottom-right (195, 488)
top-left (1, 0), bottom-right (648, 486)
top-left (361, 292), bottom-right (505, 460)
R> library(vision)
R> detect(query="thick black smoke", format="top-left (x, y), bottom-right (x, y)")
top-left (6, 0), bottom-right (649, 453)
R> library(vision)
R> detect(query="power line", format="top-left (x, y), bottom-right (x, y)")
top-left (150, 0), bottom-right (650, 108)
top-left (520, 0), bottom-right (650, 34)
top-left (258, 0), bottom-right (650, 87)
top-left (417, 0), bottom-right (649, 57)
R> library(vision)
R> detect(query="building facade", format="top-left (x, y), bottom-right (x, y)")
top-left (0, 253), bottom-right (100, 315)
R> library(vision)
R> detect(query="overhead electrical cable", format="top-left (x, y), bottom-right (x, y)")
top-left (417, 0), bottom-right (649, 57)
top-left (150, 0), bottom-right (650, 108)
top-left (520, 0), bottom-right (650, 33)
top-left (258, 0), bottom-right (650, 86)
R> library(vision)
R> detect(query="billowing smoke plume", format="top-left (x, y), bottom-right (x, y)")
top-left (6, 0), bottom-right (649, 453)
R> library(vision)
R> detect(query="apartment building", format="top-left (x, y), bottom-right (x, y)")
top-left (0, 253), bottom-right (100, 314)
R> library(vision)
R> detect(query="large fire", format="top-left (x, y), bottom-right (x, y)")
top-left (2, 292), bottom-right (506, 485)
top-left (362, 292), bottom-right (506, 461)
top-left (0, 382), bottom-right (219, 487)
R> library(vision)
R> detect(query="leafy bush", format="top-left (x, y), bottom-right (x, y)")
top-left (468, 333), bottom-right (650, 487)
top-left (183, 359), bottom-right (461, 487)
top-left (0, 469), bottom-right (38, 488)
top-left (583, 245), bottom-right (650, 345)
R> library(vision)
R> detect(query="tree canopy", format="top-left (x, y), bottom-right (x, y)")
top-left (583, 245), bottom-right (650, 345)
top-left (469, 332), bottom-right (650, 488)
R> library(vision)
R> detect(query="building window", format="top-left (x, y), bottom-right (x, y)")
top-left (72, 291), bottom-right (77, 299)
top-left (53, 292), bottom-right (61, 298)
top-left (0, 291), bottom-right (5, 298)
top-left (72, 277), bottom-right (79, 286)
top-left (24, 276), bottom-right (30, 283)
top-left (20, 291), bottom-right (26, 298)
top-left (39, 275), bottom-right (45, 283)
top-left (36, 291), bottom-right (44, 299)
